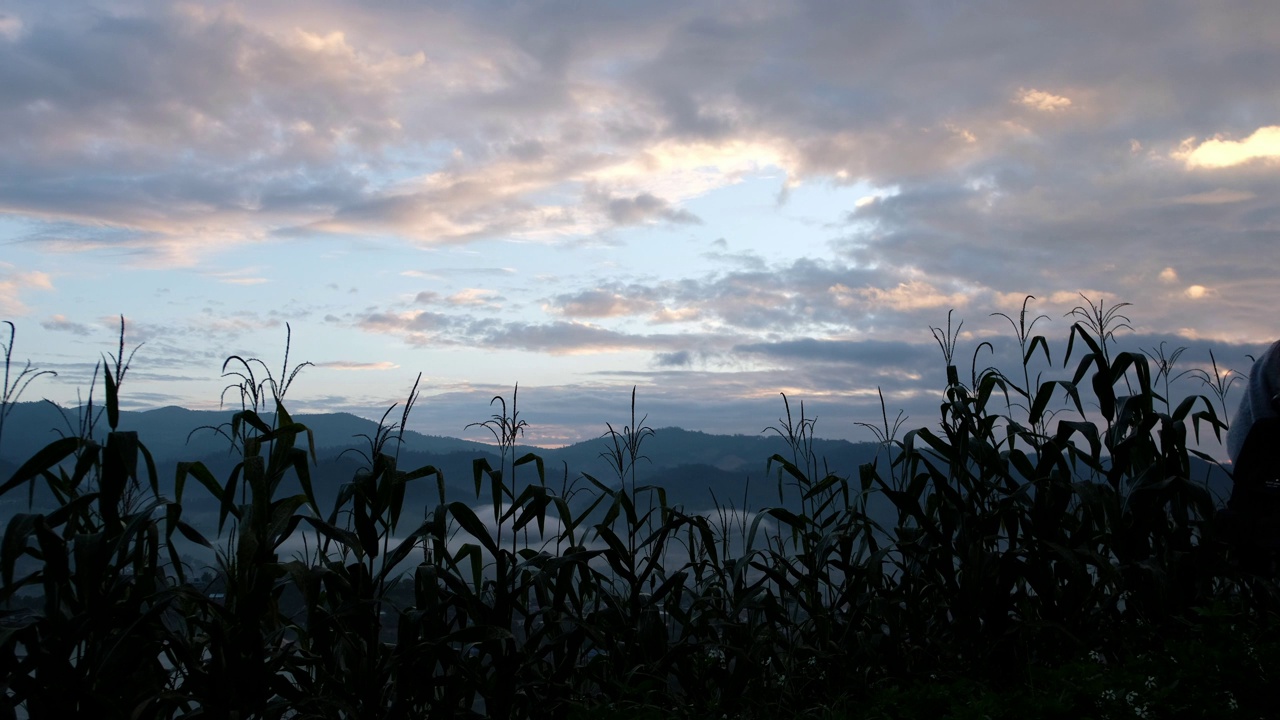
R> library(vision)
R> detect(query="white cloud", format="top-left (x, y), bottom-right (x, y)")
top-left (1176, 126), bottom-right (1280, 169)
top-left (446, 289), bottom-right (503, 308)
top-left (649, 306), bottom-right (700, 324)
top-left (1017, 88), bottom-right (1072, 112)
top-left (586, 139), bottom-right (793, 200)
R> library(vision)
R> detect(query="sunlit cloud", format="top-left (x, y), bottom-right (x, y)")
top-left (830, 280), bottom-right (970, 313)
top-left (1176, 126), bottom-right (1280, 169)
top-left (586, 139), bottom-right (793, 200)
top-left (546, 289), bottom-right (656, 318)
top-left (649, 306), bottom-right (701, 324)
top-left (445, 289), bottom-right (504, 308)
top-left (1017, 88), bottom-right (1073, 112)
top-left (0, 264), bottom-right (53, 315)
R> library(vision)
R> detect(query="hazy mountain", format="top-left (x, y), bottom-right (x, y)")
top-left (0, 402), bottom-right (500, 459)
top-left (0, 401), bottom-right (1232, 539)
top-left (0, 402), bottom-right (881, 519)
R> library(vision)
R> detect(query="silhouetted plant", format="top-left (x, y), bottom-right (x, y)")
top-left (0, 320), bottom-right (55, 458)
top-left (3, 299), bottom-right (1277, 719)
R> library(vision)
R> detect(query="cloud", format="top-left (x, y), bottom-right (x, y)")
top-left (3, 0), bottom-right (1278, 283)
top-left (5, 0), bottom-right (1280, 451)
top-left (734, 338), bottom-right (934, 378)
top-left (0, 264), bottom-right (53, 315)
top-left (0, 14), bottom-right (21, 41)
top-left (402, 267), bottom-right (517, 280)
top-left (601, 191), bottom-right (701, 226)
top-left (1176, 126), bottom-right (1280, 169)
top-left (1017, 88), bottom-right (1072, 112)
top-left (40, 313), bottom-right (92, 336)
top-left (314, 360), bottom-right (401, 371)
top-left (830, 280), bottom-right (971, 313)
top-left (653, 350), bottom-right (693, 367)
top-left (649, 306), bottom-right (701, 324)
top-left (445, 288), bottom-right (504, 308)
top-left (476, 321), bottom-right (703, 356)
top-left (355, 310), bottom-right (459, 341)
top-left (1170, 188), bottom-right (1257, 205)
top-left (0, 5), bottom-right (421, 262)
top-left (545, 288), bottom-right (657, 318)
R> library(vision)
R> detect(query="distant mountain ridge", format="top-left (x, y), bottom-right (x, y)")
top-left (0, 401), bottom-right (1232, 536)
top-left (0, 402), bottom-right (500, 462)
top-left (0, 401), bottom-right (880, 476)
top-left (0, 401), bottom-right (887, 521)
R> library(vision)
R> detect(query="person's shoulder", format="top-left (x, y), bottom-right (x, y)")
top-left (1260, 339), bottom-right (1280, 365)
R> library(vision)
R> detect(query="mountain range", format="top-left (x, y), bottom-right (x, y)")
top-left (0, 401), bottom-right (1233, 541)
top-left (0, 401), bottom-right (888, 528)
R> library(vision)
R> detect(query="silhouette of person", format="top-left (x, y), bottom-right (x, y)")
top-left (1227, 339), bottom-right (1280, 465)
top-left (1221, 340), bottom-right (1280, 573)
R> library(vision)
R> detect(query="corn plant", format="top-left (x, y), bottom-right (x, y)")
top-left (4, 296), bottom-right (1278, 718)
top-left (0, 320), bottom-right (209, 719)
top-left (0, 321), bottom-right (56, 460)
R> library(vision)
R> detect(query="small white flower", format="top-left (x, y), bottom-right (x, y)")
top-left (1144, 676), bottom-right (1156, 690)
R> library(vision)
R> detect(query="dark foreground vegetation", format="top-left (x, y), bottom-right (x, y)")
top-left (1, 298), bottom-right (1278, 719)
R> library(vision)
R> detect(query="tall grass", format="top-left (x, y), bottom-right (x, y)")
top-left (0, 296), bottom-right (1276, 719)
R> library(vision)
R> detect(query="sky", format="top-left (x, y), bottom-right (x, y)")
top-left (2, 1), bottom-right (1278, 451)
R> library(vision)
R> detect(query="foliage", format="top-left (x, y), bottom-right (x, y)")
top-left (0, 297), bottom-right (1275, 719)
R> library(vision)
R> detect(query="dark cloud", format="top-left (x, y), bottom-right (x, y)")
top-left (735, 338), bottom-right (931, 373)
top-left (603, 192), bottom-right (701, 226)
top-left (653, 350), bottom-right (693, 367)
top-left (545, 288), bottom-right (657, 318)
